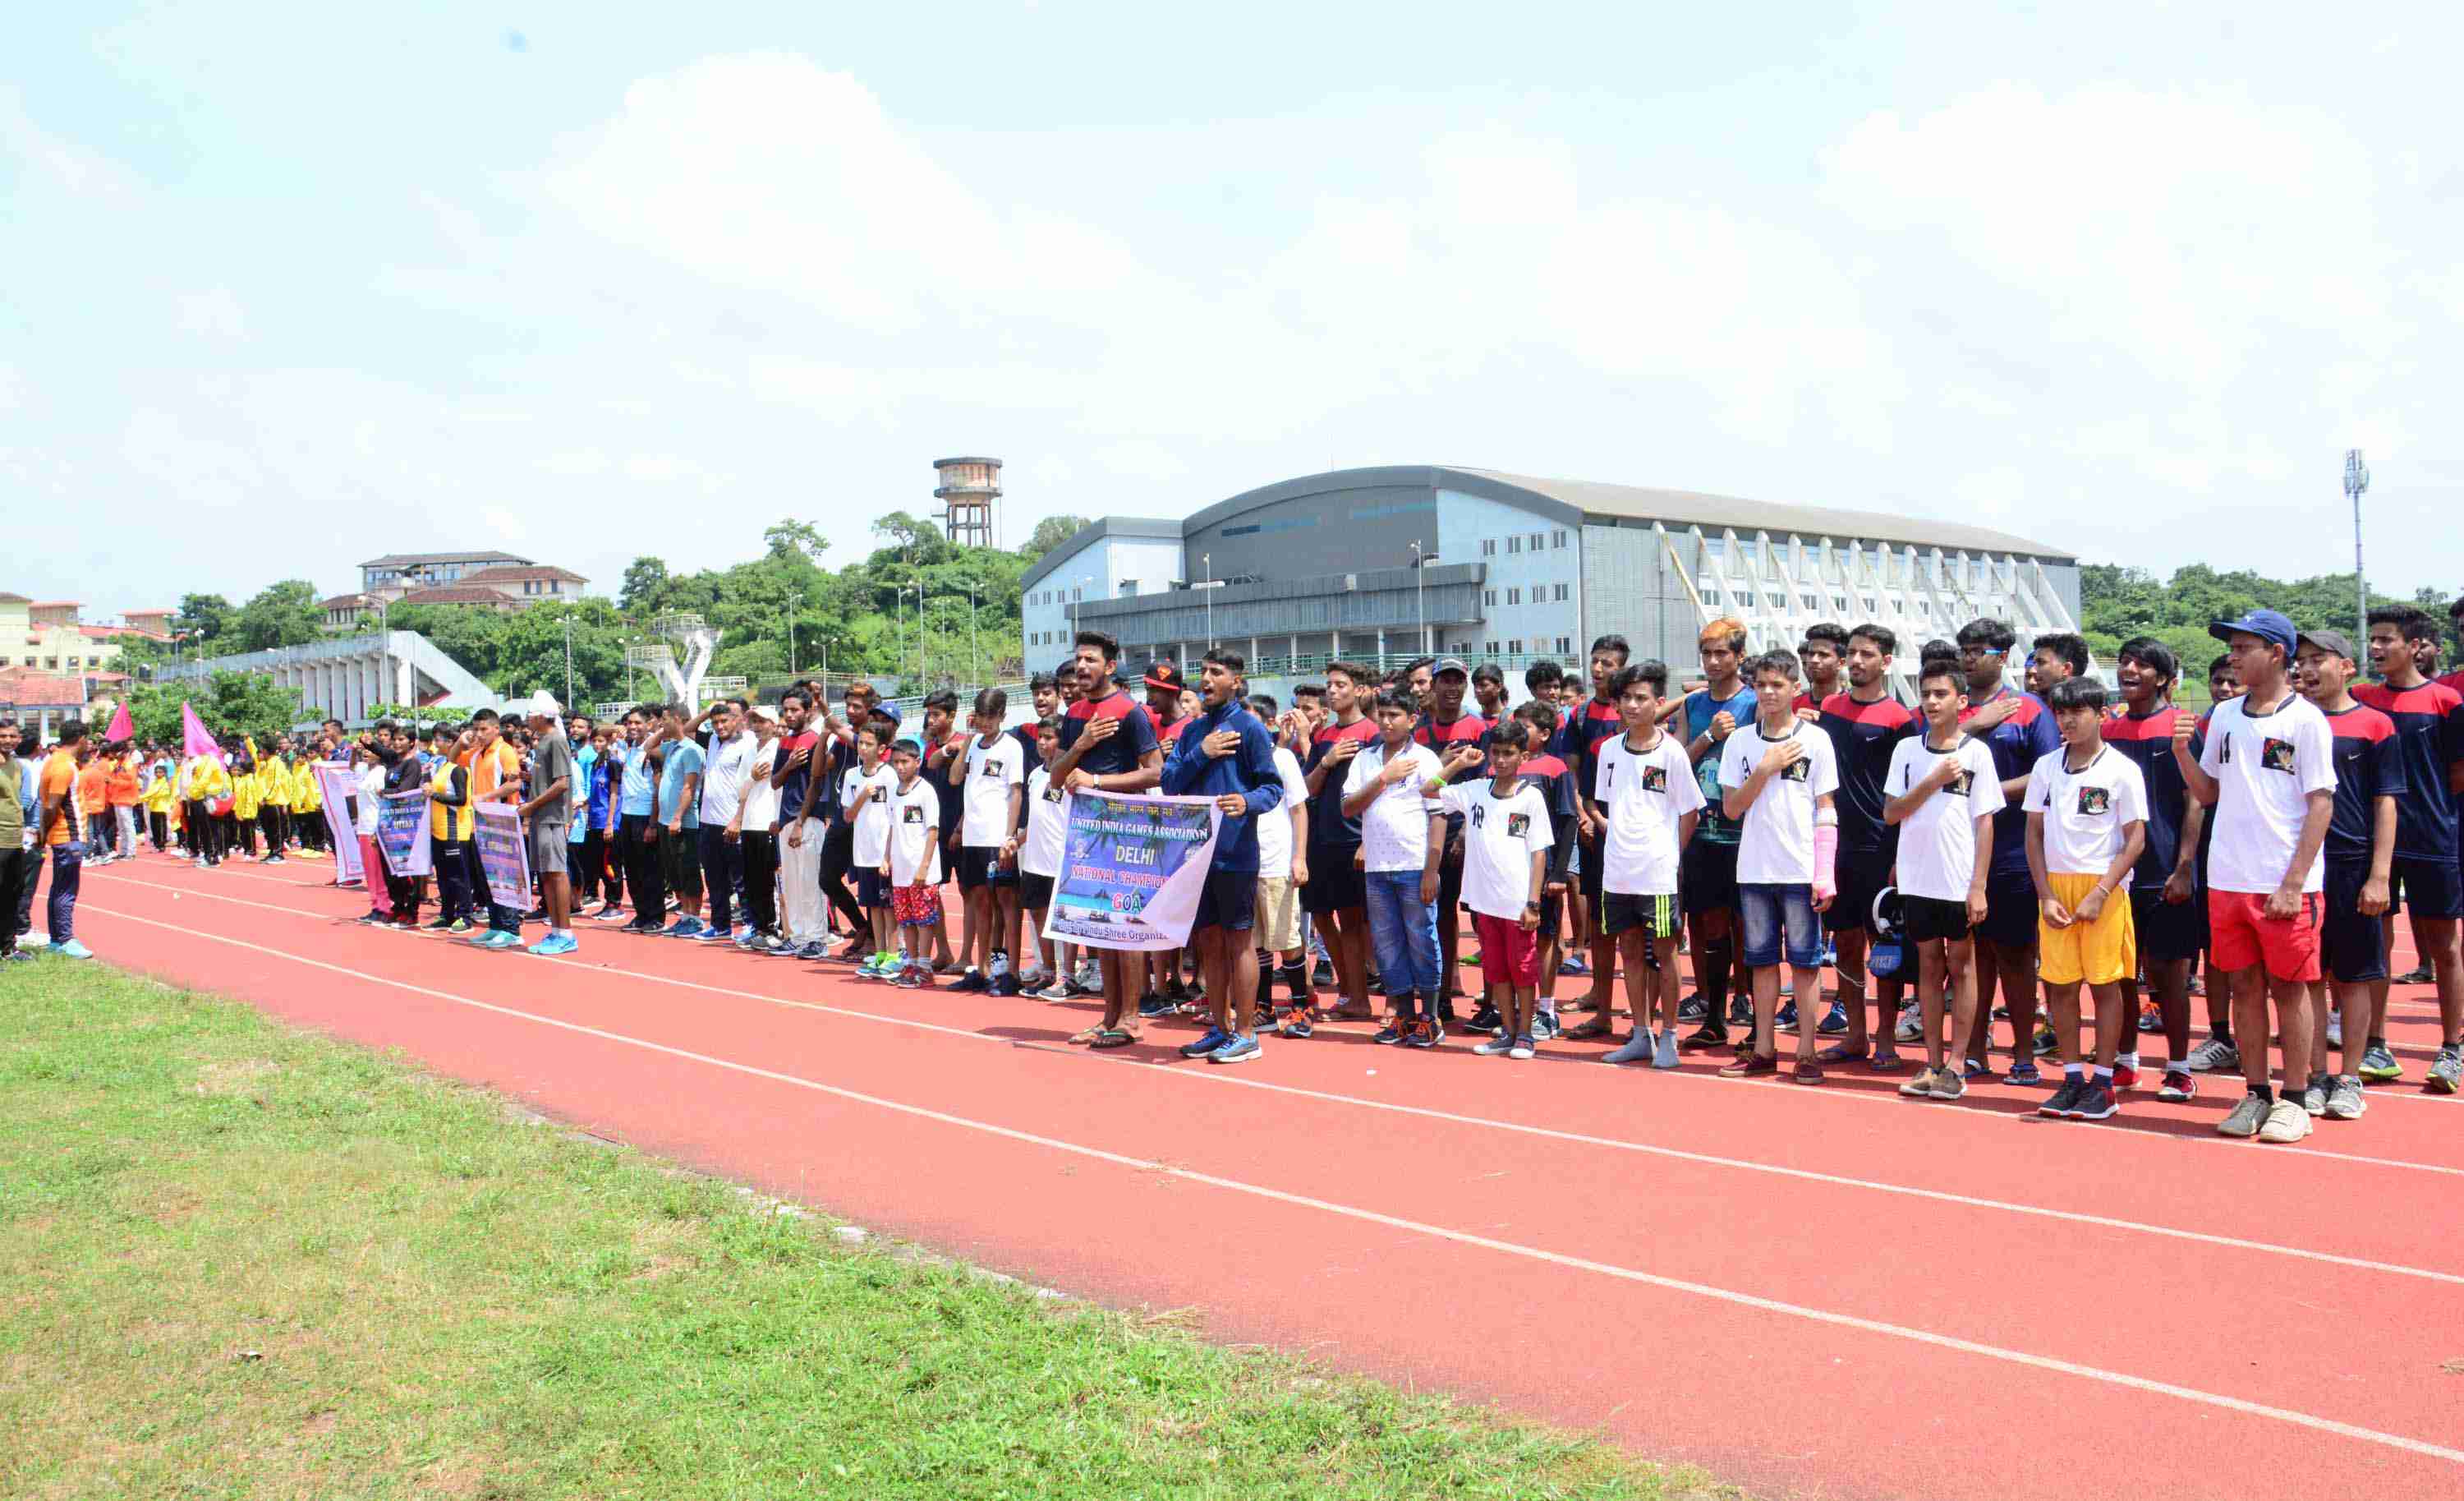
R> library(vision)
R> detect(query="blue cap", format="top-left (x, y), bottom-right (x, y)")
top-left (2209, 609), bottom-right (2296, 655)
top-left (875, 702), bottom-right (903, 724)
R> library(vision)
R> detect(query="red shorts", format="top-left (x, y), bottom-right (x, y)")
top-left (1473, 911), bottom-right (1538, 988)
top-left (2208, 889), bottom-right (2322, 983)
top-left (892, 882), bottom-right (944, 928)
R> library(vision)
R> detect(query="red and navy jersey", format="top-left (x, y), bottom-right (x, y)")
top-left (1958, 688), bottom-right (2058, 876)
top-left (1510, 752), bottom-right (1579, 883)
top-left (1815, 692), bottom-right (1917, 854)
top-left (2321, 703), bottom-right (2407, 864)
top-left (1415, 711), bottom-right (1492, 832)
top-left (2351, 680), bottom-right (2464, 861)
top-left (1303, 715), bottom-right (1381, 849)
top-left (1568, 698), bottom-right (1625, 832)
top-left (1059, 689), bottom-right (1160, 780)
top-left (2103, 705), bottom-right (2193, 891)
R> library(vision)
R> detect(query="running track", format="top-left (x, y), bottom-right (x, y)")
top-left (68, 856), bottom-right (2464, 1500)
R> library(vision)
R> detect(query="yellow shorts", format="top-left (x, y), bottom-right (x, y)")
top-left (1253, 875), bottom-right (1303, 953)
top-left (2039, 871), bottom-right (2136, 987)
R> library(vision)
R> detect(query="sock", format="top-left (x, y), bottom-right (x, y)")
top-left (1698, 937), bottom-right (1733, 1022)
top-left (2368, 1034), bottom-right (2388, 1048)
top-left (2211, 1021), bottom-right (2234, 1046)
top-left (2093, 1065), bottom-right (2112, 1082)
top-left (2065, 1064), bottom-right (2085, 1082)
top-left (2250, 1084), bottom-right (2273, 1103)
top-left (2117, 1050), bottom-right (2138, 1068)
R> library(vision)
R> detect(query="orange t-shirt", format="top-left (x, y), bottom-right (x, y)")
top-left (39, 752), bottom-right (83, 846)
top-left (108, 759), bottom-right (142, 807)
top-left (467, 739), bottom-right (521, 802)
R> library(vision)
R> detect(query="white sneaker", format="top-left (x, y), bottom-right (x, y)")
top-left (1893, 1001), bottom-right (1924, 1043)
top-left (2258, 1098), bottom-right (2311, 1144)
top-left (2183, 1036), bottom-right (2240, 1073)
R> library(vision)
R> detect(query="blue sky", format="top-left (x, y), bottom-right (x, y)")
top-left (7, 1), bottom-right (2461, 619)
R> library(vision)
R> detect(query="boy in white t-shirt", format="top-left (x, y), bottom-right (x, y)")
top-left (1426, 718), bottom-right (1555, 1057)
top-left (880, 736), bottom-right (945, 989)
top-left (2024, 677), bottom-right (2149, 1121)
top-left (1340, 689), bottom-right (1448, 1046)
top-left (842, 725), bottom-right (901, 977)
top-left (1245, 694), bottom-right (1316, 1038)
top-left (1882, 658), bottom-right (2007, 1100)
top-left (1587, 661), bottom-right (1704, 1070)
top-left (1007, 719), bottom-right (1072, 999)
top-left (953, 688), bottom-right (1026, 996)
top-left (1717, 652), bottom-right (1841, 1084)
top-left (2176, 610), bottom-right (2337, 1144)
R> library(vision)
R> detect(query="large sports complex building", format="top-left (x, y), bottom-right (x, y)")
top-left (1018, 465), bottom-right (2081, 685)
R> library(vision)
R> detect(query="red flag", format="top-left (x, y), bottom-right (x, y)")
top-left (103, 702), bottom-right (134, 743)
top-left (181, 702), bottom-right (218, 760)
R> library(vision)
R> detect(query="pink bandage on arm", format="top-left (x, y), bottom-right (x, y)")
top-left (1812, 819), bottom-right (1838, 900)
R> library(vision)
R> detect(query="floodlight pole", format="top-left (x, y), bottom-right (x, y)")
top-left (2345, 449), bottom-right (2370, 653)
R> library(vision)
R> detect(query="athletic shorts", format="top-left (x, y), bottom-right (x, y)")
top-left (956, 845), bottom-right (1014, 891)
top-left (1903, 894), bottom-right (1972, 944)
top-left (2391, 854), bottom-right (2464, 919)
top-left (1018, 871), bottom-right (1055, 913)
top-left (1602, 891), bottom-right (1680, 940)
top-left (1301, 850), bottom-right (1366, 915)
top-left (1975, 868), bottom-right (2038, 949)
top-left (2039, 872), bottom-right (2135, 987)
top-left (2208, 888), bottom-right (2322, 983)
top-left (1253, 874), bottom-right (1303, 952)
top-left (1822, 847), bottom-right (1895, 935)
top-left (1680, 839), bottom-right (1740, 917)
top-left (2320, 859), bottom-right (2388, 984)
top-left (529, 822), bottom-right (570, 877)
top-left (1473, 910), bottom-right (1538, 988)
top-left (1739, 882), bottom-right (1822, 969)
top-left (892, 882), bottom-right (942, 927)
top-left (660, 829), bottom-right (703, 901)
top-left (1194, 868), bottom-right (1257, 932)
top-left (1577, 831), bottom-right (1606, 904)
top-left (2129, 886), bottom-right (2204, 964)
top-left (856, 867), bottom-right (890, 908)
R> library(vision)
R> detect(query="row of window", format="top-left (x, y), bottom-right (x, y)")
top-left (1027, 587), bottom-right (1089, 608)
top-left (1480, 583), bottom-right (1572, 608)
top-left (1478, 637), bottom-right (1575, 657)
top-left (17, 656), bottom-right (93, 670)
top-left (1478, 529), bottom-right (1570, 557)
top-left (1699, 582), bottom-right (1952, 621)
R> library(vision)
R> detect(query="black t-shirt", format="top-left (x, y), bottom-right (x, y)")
top-left (2322, 703), bottom-right (2407, 864)
top-left (1814, 692), bottom-right (1917, 855)
top-left (1303, 716), bottom-right (1381, 849)
top-left (2104, 706), bottom-right (2191, 891)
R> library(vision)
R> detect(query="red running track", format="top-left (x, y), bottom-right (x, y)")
top-left (70, 856), bottom-right (2464, 1501)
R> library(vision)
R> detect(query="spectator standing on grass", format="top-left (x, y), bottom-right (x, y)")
top-left (0, 720), bottom-right (29, 965)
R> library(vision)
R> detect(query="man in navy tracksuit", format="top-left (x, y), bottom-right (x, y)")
top-left (1161, 647), bottom-right (1286, 1066)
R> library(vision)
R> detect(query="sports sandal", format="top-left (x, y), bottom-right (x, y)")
top-left (1089, 1027), bottom-right (1138, 1050)
top-left (1561, 1020), bottom-right (1612, 1040)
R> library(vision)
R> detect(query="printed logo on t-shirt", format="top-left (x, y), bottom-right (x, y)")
top-left (2076, 785), bottom-right (2111, 816)
top-left (1943, 768), bottom-right (1974, 797)
top-left (1040, 785), bottom-right (1064, 803)
top-left (1639, 763), bottom-right (1667, 793)
top-left (1471, 804), bottom-right (1487, 828)
top-left (2260, 737), bottom-right (2296, 774)
top-left (901, 805), bottom-right (925, 824)
top-left (977, 755), bottom-right (1006, 779)
top-left (1780, 758), bottom-right (1812, 784)
top-left (1506, 812), bottom-right (1532, 838)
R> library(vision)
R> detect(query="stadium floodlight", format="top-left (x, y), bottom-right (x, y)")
top-left (2345, 449), bottom-right (2370, 650)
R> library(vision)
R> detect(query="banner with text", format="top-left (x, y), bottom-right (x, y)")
top-left (376, 790), bottom-right (432, 877)
top-left (312, 765), bottom-right (364, 886)
top-left (1040, 791), bottom-right (1221, 952)
top-left (473, 802), bottom-right (532, 912)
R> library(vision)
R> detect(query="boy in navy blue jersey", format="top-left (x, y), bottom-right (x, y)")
top-left (1302, 661), bottom-right (1381, 1020)
top-left (1811, 624), bottom-right (1919, 1068)
top-left (2356, 606), bottom-right (2464, 1090)
top-left (1565, 635), bottom-right (1632, 1031)
top-left (2296, 630), bottom-right (2402, 1118)
top-left (2103, 637), bottom-right (2207, 1096)
top-left (1954, 617), bottom-right (2061, 1080)
top-left (1502, 698), bottom-right (1579, 1035)
top-left (1161, 649), bottom-right (1285, 1065)
top-left (1414, 658), bottom-right (1488, 1021)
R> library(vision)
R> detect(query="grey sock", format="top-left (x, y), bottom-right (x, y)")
top-left (1603, 1029), bottom-right (1655, 1065)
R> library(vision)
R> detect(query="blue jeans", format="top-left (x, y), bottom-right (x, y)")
top-left (1739, 882), bottom-right (1821, 969)
top-left (1362, 869), bottom-right (1439, 1012)
top-left (48, 840), bottom-right (83, 945)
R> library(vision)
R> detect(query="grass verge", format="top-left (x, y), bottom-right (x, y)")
top-left (0, 958), bottom-right (1732, 1499)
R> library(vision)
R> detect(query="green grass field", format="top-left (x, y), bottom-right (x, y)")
top-left (0, 960), bottom-right (1734, 1500)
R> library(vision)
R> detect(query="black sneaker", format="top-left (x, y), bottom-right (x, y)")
top-left (2039, 1079), bottom-right (2087, 1118)
top-left (2071, 1080), bottom-right (2118, 1120)
top-left (1312, 958), bottom-right (1335, 988)
top-left (1679, 993), bottom-right (1708, 1023)
top-left (1372, 1020), bottom-right (1406, 1045)
top-left (952, 969), bottom-right (991, 993)
top-left (1404, 1020), bottom-right (1440, 1049)
top-left (1726, 997), bottom-right (1753, 1028)
top-left (1137, 992), bottom-right (1175, 1020)
top-left (1466, 1002), bottom-right (1504, 1034)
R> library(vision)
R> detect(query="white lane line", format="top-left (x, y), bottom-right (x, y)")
top-left (70, 902), bottom-right (2464, 1469)
top-left (86, 871), bottom-right (2464, 1194)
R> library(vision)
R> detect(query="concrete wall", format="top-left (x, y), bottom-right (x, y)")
top-left (1020, 535), bottom-right (1185, 658)
top-left (1184, 477), bottom-right (1436, 586)
top-left (1436, 486), bottom-right (1579, 661)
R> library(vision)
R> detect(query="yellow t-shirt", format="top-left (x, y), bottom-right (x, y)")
top-left (292, 762), bottom-right (321, 813)
top-left (260, 759), bottom-right (292, 808)
top-left (232, 770), bottom-right (261, 821)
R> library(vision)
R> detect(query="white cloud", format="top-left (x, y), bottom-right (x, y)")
top-left (0, 84), bottom-right (142, 199)
top-left (177, 287), bottom-right (247, 339)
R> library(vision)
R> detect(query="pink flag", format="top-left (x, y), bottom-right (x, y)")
top-left (104, 701), bottom-right (134, 744)
top-left (181, 702), bottom-right (218, 760)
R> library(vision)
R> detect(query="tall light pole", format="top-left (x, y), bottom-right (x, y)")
top-left (2345, 449), bottom-right (2370, 654)
top-left (562, 614), bottom-right (574, 707)
top-left (1202, 553), bottom-right (1214, 648)
top-left (785, 590), bottom-right (801, 678)
top-left (1409, 541), bottom-right (1438, 654)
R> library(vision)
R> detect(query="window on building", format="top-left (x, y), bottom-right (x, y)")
top-left (1832, 593), bottom-right (1848, 612)
top-left (1481, 539), bottom-right (1496, 557)
top-left (1531, 532), bottom-right (1546, 550)
top-left (1485, 640), bottom-right (1500, 656)
top-left (43, 656), bottom-right (57, 670)
top-left (1483, 589), bottom-right (1496, 606)
top-left (1506, 587), bottom-right (1520, 605)
top-left (1553, 583), bottom-right (1569, 601)
top-left (1556, 636), bottom-right (1572, 654)
top-left (1863, 595), bottom-right (1878, 615)
top-left (1704, 587), bottom-right (1723, 605)
top-left (1506, 536), bottom-right (1521, 554)
top-left (1802, 593), bottom-right (1818, 611)
top-left (1553, 529), bottom-right (1568, 548)
top-left (1507, 639), bottom-right (1524, 655)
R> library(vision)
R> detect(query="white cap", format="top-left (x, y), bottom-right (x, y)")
top-left (520, 689), bottom-right (563, 721)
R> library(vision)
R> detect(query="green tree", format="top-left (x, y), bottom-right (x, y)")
top-left (761, 518), bottom-right (830, 564)
top-left (492, 600), bottom-right (629, 705)
top-left (618, 557), bottom-right (671, 613)
top-left (122, 670), bottom-right (303, 747)
top-left (174, 593), bottom-right (235, 645)
top-left (1019, 513), bottom-right (1090, 560)
top-left (232, 579), bottom-right (324, 652)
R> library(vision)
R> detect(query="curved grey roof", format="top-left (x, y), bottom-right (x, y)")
top-left (1017, 516), bottom-right (1182, 592)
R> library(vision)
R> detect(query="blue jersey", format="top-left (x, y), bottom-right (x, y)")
top-left (2353, 680), bottom-right (2464, 863)
top-left (1959, 688), bottom-right (2059, 877)
top-left (1683, 686), bottom-right (1758, 845)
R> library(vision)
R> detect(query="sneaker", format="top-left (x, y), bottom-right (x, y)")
top-left (1602, 1031), bottom-right (1654, 1066)
top-left (1726, 996), bottom-right (1754, 1029)
top-left (2004, 1062), bottom-right (2042, 1086)
top-left (989, 950), bottom-right (1014, 985)
top-left (2071, 1080), bottom-right (2117, 1120)
top-left (424, 915), bottom-right (457, 931)
top-left (1475, 1033), bottom-right (1516, 1057)
top-left (953, 969), bottom-right (991, 994)
top-left (1467, 1002), bottom-right (1504, 1034)
top-left (2259, 1098), bottom-right (2311, 1143)
top-left (1899, 1066), bottom-right (1941, 1098)
top-left (796, 942), bottom-right (828, 960)
top-left (56, 939), bottom-right (93, 960)
top-left (2301, 1074), bottom-right (2330, 1117)
top-left (1404, 1020), bottom-right (1440, 1049)
top-left (1277, 1010), bottom-right (1315, 1039)
top-left (2157, 1068), bottom-right (2197, 1103)
top-left (887, 965), bottom-right (926, 990)
top-left (358, 911), bottom-right (392, 927)
top-left (1680, 993), bottom-right (1708, 1024)
top-left (2325, 1075), bottom-right (2367, 1120)
top-left (2393, 964), bottom-right (2433, 985)
top-left (525, 933), bottom-right (578, 957)
top-left (1311, 958), bottom-right (1335, 988)
top-left (1720, 1052), bottom-right (1780, 1078)
top-left (2218, 1093), bottom-right (2270, 1139)
top-left (1136, 992), bottom-right (1175, 1020)
top-left (2112, 1058), bottom-right (2140, 1089)
top-left (1775, 999), bottom-right (1800, 1034)
top-left (2030, 1020), bottom-right (2059, 1057)
top-left (1, 950), bottom-right (30, 965)
top-left (1035, 978), bottom-right (1074, 1001)
top-left (1372, 1021), bottom-right (1406, 1045)
top-left (1209, 1032), bottom-right (1261, 1065)
top-left (1814, 999), bottom-right (1849, 1036)
top-left (2182, 1036), bottom-right (2239, 1073)
top-left (1460, 949), bottom-right (1483, 968)
top-left (594, 907), bottom-right (634, 923)
top-left (1178, 1027), bottom-right (1230, 1060)
top-left (2430, 1045), bottom-right (2463, 1095)
top-left (1558, 954), bottom-right (1589, 976)
top-left (1508, 1033), bottom-right (1536, 1060)
top-left (1928, 1069), bottom-right (1967, 1102)
top-left (684, 928), bottom-right (729, 945)
top-left (2135, 1000), bottom-right (2163, 1034)
top-left (2359, 1042), bottom-right (2402, 1082)
top-left (1678, 1026), bottom-right (1731, 1052)
top-left (2040, 1079), bottom-right (2087, 1118)
top-left (660, 917), bottom-right (706, 939)
top-left (1893, 1001), bottom-right (1924, 1043)
top-left (1529, 1011), bottom-right (1562, 1043)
